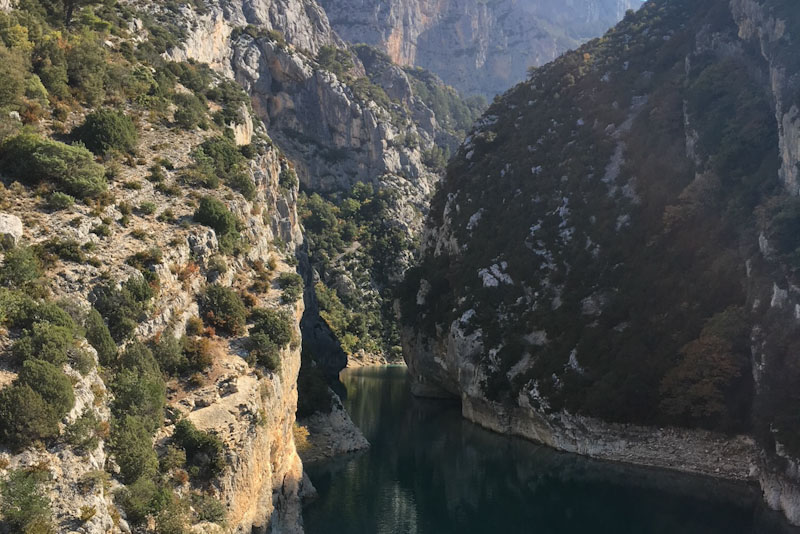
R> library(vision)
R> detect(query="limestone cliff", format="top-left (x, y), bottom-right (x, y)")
top-left (402, 0), bottom-right (800, 525)
top-left (160, 0), bottom-right (457, 230)
top-left (160, 0), bottom-right (484, 366)
top-left (0, 49), bottom-right (308, 533)
top-left (318, 0), bottom-right (641, 97)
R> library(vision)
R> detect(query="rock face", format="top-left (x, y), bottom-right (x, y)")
top-left (0, 96), bottom-right (307, 531)
top-left (318, 0), bottom-right (641, 97)
top-left (167, 2), bottom-right (441, 237)
top-left (0, 213), bottom-right (22, 248)
top-left (297, 398), bottom-right (369, 464)
top-left (163, 0), bottom-right (485, 366)
top-left (402, 0), bottom-right (800, 525)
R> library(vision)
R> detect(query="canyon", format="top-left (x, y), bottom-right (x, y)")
top-left (2, 0), bottom-right (800, 532)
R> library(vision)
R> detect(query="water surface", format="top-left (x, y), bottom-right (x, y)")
top-left (304, 366), bottom-right (796, 534)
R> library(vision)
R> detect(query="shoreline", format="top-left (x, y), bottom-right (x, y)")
top-left (460, 394), bottom-right (759, 482)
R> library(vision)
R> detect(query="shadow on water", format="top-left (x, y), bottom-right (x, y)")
top-left (304, 366), bottom-right (800, 534)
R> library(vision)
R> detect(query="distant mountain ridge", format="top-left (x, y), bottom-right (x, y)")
top-left (318, 0), bottom-right (641, 97)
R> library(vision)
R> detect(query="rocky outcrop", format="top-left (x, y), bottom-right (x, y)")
top-left (165, 0), bottom-right (437, 200)
top-left (319, 0), bottom-right (641, 97)
top-left (297, 398), bottom-right (369, 464)
top-left (462, 396), bottom-right (758, 480)
top-left (158, 0), bottom-right (343, 74)
top-left (164, 0), bottom-right (474, 369)
top-left (0, 98), bottom-right (307, 531)
top-left (0, 213), bottom-right (22, 248)
top-left (730, 0), bottom-right (800, 195)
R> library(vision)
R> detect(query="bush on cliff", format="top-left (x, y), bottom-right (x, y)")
top-left (172, 419), bottom-right (225, 481)
top-left (73, 109), bottom-right (138, 156)
top-left (200, 285), bottom-right (247, 336)
top-left (0, 132), bottom-right (107, 199)
top-left (193, 196), bottom-right (243, 255)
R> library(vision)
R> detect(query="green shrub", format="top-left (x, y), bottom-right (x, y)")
top-left (74, 109), bottom-right (138, 156)
top-left (0, 132), bottom-right (107, 199)
top-left (168, 61), bottom-right (212, 94)
top-left (191, 492), bottom-right (226, 524)
top-left (0, 45), bottom-right (26, 109)
top-left (0, 246), bottom-right (43, 290)
top-left (138, 201), bottom-right (157, 215)
top-left (0, 469), bottom-right (53, 533)
top-left (3, 297), bottom-right (76, 332)
top-left (112, 343), bottom-right (165, 434)
top-left (0, 288), bottom-right (31, 326)
top-left (247, 332), bottom-right (280, 371)
top-left (155, 494), bottom-right (190, 534)
top-left (38, 238), bottom-right (86, 264)
top-left (65, 409), bottom-right (102, 453)
top-left (127, 246), bottom-right (163, 270)
top-left (0, 384), bottom-right (62, 449)
top-left (194, 196), bottom-right (243, 255)
top-left (115, 474), bottom-right (170, 524)
top-left (153, 332), bottom-right (185, 376)
top-left (181, 336), bottom-right (214, 372)
top-left (200, 285), bottom-right (246, 336)
top-left (316, 45), bottom-right (353, 78)
top-left (46, 191), bottom-right (75, 211)
top-left (85, 307), bottom-right (117, 366)
top-left (66, 35), bottom-right (107, 106)
top-left (250, 308), bottom-right (294, 348)
top-left (18, 359), bottom-right (74, 417)
top-left (93, 276), bottom-right (154, 342)
top-left (208, 255), bottom-right (227, 274)
top-left (159, 443), bottom-right (187, 473)
top-left (12, 321), bottom-right (75, 366)
top-left (111, 415), bottom-right (159, 485)
top-left (276, 272), bottom-right (303, 303)
top-left (278, 167), bottom-right (298, 190)
top-left (172, 419), bottom-right (225, 480)
top-left (172, 92), bottom-right (207, 129)
top-left (190, 137), bottom-right (255, 199)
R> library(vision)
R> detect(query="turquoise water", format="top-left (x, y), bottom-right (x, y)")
top-left (303, 366), bottom-right (797, 534)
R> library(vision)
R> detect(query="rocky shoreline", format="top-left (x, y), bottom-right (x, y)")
top-left (297, 396), bottom-right (369, 464)
top-left (460, 395), bottom-right (759, 481)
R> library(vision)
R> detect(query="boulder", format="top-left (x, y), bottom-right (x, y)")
top-left (0, 213), bottom-right (23, 248)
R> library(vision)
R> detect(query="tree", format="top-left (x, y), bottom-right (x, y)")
top-left (18, 359), bottom-right (74, 417)
top-left (38, 0), bottom-right (100, 26)
top-left (659, 307), bottom-right (752, 431)
top-left (85, 308), bottom-right (117, 366)
top-left (0, 384), bottom-right (62, 449)
top-left (0, 469), bottom-right (53, 533)
top-left (111, 415), bottom-right (159, 484)
top-left (250, 308), bottom-right (294, 348)
top-left (200, 285), bottom-right (246, 336)
top-left (74, 109), bottom-right (138, 156)
top-left (172, 419), bottom-right (225, 480)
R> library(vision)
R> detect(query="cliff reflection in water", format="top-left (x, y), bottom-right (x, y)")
top-left (304, 366), bottom-right (796, 534)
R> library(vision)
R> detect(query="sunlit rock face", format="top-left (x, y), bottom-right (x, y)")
top-left (318, 0), bottom-right (641, 97)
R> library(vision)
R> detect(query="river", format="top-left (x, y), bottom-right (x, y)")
top-left (303, 366), bottom-right (797, 534)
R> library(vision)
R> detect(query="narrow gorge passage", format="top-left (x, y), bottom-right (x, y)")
top-left (303, 367), bottom-right (796, 534)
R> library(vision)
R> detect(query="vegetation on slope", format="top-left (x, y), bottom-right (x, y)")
top-left (300, 182), bottom-right (413, 359)
top-left (403, 0), bottom-right (795, 439)
top-left (0, 0), bottom-right (302, 531)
